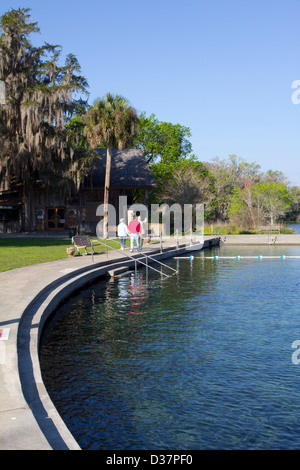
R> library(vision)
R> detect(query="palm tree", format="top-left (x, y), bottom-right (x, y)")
top-left (84, 93), bottom-right (138, 237)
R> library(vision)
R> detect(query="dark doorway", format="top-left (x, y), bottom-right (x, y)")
top-left (46, 207), bottom-right (66, 231)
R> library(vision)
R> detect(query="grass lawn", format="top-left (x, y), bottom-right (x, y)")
top-left (0, 237), bottom-right (123, 273)
top-left (0, 226), bottom-right (294, 273)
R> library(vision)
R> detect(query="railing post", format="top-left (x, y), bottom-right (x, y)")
top-left (90, 237), bottom-right (177, 278)
top-left (160, 231), bottom-right (162, 253)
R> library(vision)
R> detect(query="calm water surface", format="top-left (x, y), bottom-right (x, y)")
top-left (288, 223), bottom-right (300, 234)
top-left (39, 245), bottom-right (300, 450)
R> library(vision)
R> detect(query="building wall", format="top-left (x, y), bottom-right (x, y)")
top-left (0, 185), bottom-right (145, 234)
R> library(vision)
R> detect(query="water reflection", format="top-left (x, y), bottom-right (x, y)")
top-left (40, 246), bottom-right (300, 450)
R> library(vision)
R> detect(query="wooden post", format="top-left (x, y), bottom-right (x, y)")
top-left (103, 147), bottom-right (112, 238)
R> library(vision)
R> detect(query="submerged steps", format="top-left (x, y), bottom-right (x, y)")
top-left (108, 266), bottom-right (131, 277)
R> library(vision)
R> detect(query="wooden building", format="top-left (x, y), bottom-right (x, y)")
top-left (0, 149), bottom-right (156, 234)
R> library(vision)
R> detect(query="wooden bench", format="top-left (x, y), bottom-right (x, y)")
top-left (258, 225), bottom-right (280, 234)
top-left (72, 235), bottom-right (102, 256)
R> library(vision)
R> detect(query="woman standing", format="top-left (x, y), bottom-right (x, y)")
top-left (117, 218), bottom-right (128, 250)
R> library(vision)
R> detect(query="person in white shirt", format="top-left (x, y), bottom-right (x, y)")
top-left (117, 218), bottom-right (128, 250)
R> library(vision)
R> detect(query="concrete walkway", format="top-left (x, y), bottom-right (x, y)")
top-left (0, 236), bottom-right (219, 450)
top-left (220, 234), bottom-right (300, 245)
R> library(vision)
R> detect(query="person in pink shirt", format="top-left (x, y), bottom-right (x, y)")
top-left (128, 215), bottom-right (141, 252)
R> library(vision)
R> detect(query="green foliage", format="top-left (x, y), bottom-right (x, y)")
top-left (1, 8), bottom-right (300, 233)
top-left (251, 182), bottom-right (292, 225)
top-left (65, 98), bottom-right (90, 149)
top-left (205, 154), bottom-right (299, 226)
top-left (280, 227), bottom-right (295, 234)
top-left (131, 112), bottom-right (201, 206)
top-left (228, 186), bottom-right (247, 216)
top-left (152, 158), bottom-right (212, 198)
top-left (134, 112), bottom-right (192, 164)
top-left (286, 186), bottom-right (300, 221)
top-left (0, 8), bottom-right (90, 179)
top-left (227, 179), bottom-right (293, 227)
top-left (207, 155), bottom-right (262, 221)
top-left (0, 7), bottom-right (94, 229)
top-left (158, 162), bottom-right (213, 207)
top-left (83, 93), bottom-right (138, 149)
top-left (0, 7), bottom-right (39, 46)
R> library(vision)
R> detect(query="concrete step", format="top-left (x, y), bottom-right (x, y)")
top-left (108, 266), bottom-right (132, 277)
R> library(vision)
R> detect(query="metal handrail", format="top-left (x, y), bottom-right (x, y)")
top-left (142, 252), bottom-right (178, 274)
top-left (112, 238), bottom-right (179, 274)
top-left (214, 226), bottom-right (222, 236)
top-left (91, 238), bottom-right (178, 278)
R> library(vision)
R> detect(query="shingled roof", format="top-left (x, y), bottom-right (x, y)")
top-left (85, 149), bottom-right (156, 189)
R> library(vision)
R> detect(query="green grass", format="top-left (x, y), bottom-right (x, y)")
top-left (0, 237), bottom-right (123, 273)
top-left (0, 226), bottom-right (296, 272)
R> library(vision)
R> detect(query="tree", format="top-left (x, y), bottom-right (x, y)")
top-left (228, 183), bottom-right (266, 228)
top-left (205, 157), bottom-right (236, 221)
top-left (262, 169), bottom-right (289, 185)
top-left (206, 155), bottom-right (262, 221)
top-left (83, 93), bottom-right (138, 236)
top-left (251, 182), bottom-right (292, 225)
top-left (134, 112), bottom-right (192, 165)
top-left (0, 8), bottom-right (90, 230)
top-left (286, 186), bottom-right (300, 221)
top-left (132, 112), bottom-right (197, 206)
top-left (229, 181), bottom-right (292, 227)
top-left (147, 158), bottom-right (212, 233)
top-left (226, 154), bottom-right (261, 187)
top-left (159, 161), bottom-right (213, 208)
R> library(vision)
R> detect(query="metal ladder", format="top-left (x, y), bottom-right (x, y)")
top-left (94, 238), bottom-right (178, 278)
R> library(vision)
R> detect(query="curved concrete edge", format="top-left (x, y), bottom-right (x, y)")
top-left (2, 238), bottom-right (220, 450)
top-left (18, 265), bottom-right (110, 450)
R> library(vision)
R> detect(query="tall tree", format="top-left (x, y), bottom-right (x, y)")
top-left (134, 112), bottom-right (192, 165)
top-left (229, 181), bottom-right (292, 227)
top-left (133, 112), bottom-right (195, 206)
top-left (158, 161), bottom-right (212, 206)
top-left (251, 182), bottom-right (292, 225)
top-left (0, 7), bottom-right (89, 229)
top-left (287, 186), bottom-right (300, 221)
top-left (206, 155), bottom-right (261, 221)
top-left (83, 93), bottom-right (138, 236)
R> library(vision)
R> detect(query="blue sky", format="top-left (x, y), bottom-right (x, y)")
top-left (1, 0), bottom-right (300, 184)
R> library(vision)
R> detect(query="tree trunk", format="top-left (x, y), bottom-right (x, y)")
top-left (103, 146), bottom-right (112, 238)
top-left (22, 182), bottom-right (31, 232)
top-left (143, 189), bottom-right (149, 206)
